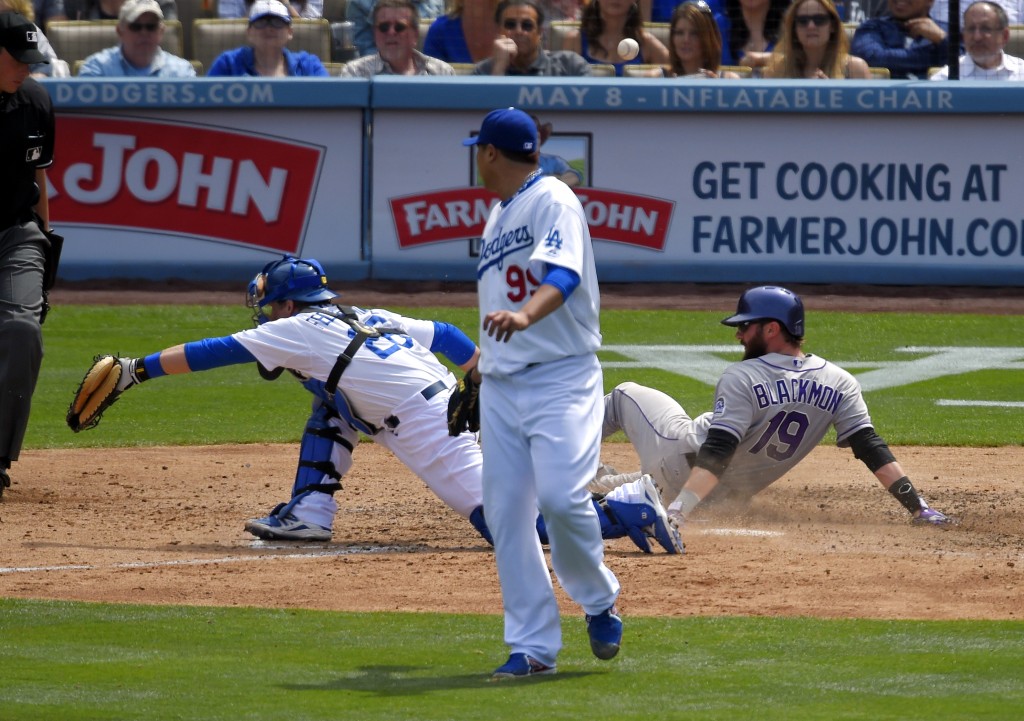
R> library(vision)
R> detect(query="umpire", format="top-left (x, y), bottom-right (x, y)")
top-left (0, 12), bottom-right (56, 497)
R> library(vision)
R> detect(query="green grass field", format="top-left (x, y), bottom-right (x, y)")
top-left (4, 303), bottom-right (1023, 720)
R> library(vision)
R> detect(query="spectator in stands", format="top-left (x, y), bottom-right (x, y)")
top-left (646, 0), bottom-right (723, 23)
top-left (219, 0), bottom-right (324, 21)
top-left (347, 0), bottom-right (441, 56)
top-left (562, 0), bottom-right (669, 75)
top-left (474, 0), bottom-right (591, 75)
top-left (931, 0), bottom-right (1024, 78)
top-left (665, 0), bottom-right (740, 76)
top-left (722, 0), bottom-right (788, 68)
top-left (930, 0), bottom-right (1021, 26)
top-left (850, 0), bottom-right (948, 79)
top-left (341, 0), bottom-right (453, 74)
top-left (1, 0), bottom-right (69, 75)
top-left (208, 0), bottom-right (328, 76)
top-left (64, 0), bottom-right (176, 22)
top-left (423, 0), bottom-right (498, 63)
top-left (32, 0), bottom-right (65, 30)
top-left (764, 0), bottom-right (871, 77)
top-left (77, 0), bottom-right (194, 75)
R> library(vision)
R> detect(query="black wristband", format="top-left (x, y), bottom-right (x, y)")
top-left (888, 476), bottom-right (925, 514)
top-left (131, 358), bottom-right (150, 383)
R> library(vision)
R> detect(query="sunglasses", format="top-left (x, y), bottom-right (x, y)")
top-left (376, 20), bottom-right (410, 33)
top-left (795, 13), bottom-right (831, 27)
top-left (251, 16), bottom-right (289, 29)
top-left (503, 18), bottom-right (537, 31)
top-left (736, 320), bottom-right (765, 332)
top-left (127, 21), bottom-right (160, 32)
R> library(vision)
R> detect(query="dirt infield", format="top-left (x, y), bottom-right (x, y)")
top-left (1, 282), bottom-right (1021, 620)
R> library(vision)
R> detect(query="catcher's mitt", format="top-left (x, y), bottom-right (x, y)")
top-left (447, 370), bottom-right (480, 436)
top-left (66, 355), bottom-right (142, 432)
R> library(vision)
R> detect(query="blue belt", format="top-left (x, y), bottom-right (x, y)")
top-left (420, 379), bottom-right (448, 400)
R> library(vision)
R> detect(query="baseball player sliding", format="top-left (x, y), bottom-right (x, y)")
top-left (66, 255), bottom-right (681, 555)
top-left (593, 286), bottom-right (954, 528)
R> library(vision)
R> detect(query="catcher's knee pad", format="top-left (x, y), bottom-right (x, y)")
top-left (469, 506), bottom-right (494, 546)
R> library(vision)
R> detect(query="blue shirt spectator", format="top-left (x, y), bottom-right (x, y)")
top-left (422, 12), bottom-right (472, 62)
top-left (208, 0), bottom-right (329, 76)
top-left (77, 0), bottom-right (195, 76)
top-left (851, 0), bottom-right (949, 79)
top-left (79, 44), bottom-right (195, 75)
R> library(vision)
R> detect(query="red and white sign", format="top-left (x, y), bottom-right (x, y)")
top-left (390, 187), bottom-right (674, 251)
top-left (49, 116), bottom-right (324, 253)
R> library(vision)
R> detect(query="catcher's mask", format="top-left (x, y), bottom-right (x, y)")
top-left (246, 255), bottom-right (337, 318)
top-left (721, 286), bottom-right (805, 338)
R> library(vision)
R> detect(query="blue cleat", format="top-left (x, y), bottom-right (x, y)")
top-left (491, 653), bottom-right (556, 681)
top-left (585, 606), bottom-right (623, 660)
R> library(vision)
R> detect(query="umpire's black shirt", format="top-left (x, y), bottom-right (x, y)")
top-left (1, 77), bottom-right (54, 230)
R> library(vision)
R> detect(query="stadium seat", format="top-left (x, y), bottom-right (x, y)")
top-left (623, 63), bottom-right (665, 77)
top-left (589, 63), bottom-right (617, 76)
top-left (721, 64), bottom-right (753, 77)
top-left (868, 66), bottom-right (890, 79)
top-left (546, 20), bottom-right (577, 51)
top-left (176, 0), bottom-right (216, 60)
top-left (450, 62), bottom-right (476, 75)
top-left (191, 17), bottom-right (331, 70)
top-left (643, 21), bottom-right (670, 48)
top-left (47, 19), bottom-right (184, 67)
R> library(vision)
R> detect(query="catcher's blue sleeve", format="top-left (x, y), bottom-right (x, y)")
top-left (142, 336), bottom-right (256, 378)
top-left (429, 321), bottom-right (476, 367)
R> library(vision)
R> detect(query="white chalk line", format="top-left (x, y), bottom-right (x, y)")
top-left (699, 528), bottom-right (786, 538)
top-left (0, 544), bottom-right (406, 575)
top-left (937, 399), bottom-right (1024, 408)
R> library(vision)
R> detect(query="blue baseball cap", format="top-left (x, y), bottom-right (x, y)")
top-left (462, 107), bottom-right (538, 153)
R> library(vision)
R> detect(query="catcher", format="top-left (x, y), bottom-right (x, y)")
top-left (68, 255), bottom-right (682, 553)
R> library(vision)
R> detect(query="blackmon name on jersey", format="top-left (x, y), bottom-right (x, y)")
top-left (753, 378), bottom-right (845, 414)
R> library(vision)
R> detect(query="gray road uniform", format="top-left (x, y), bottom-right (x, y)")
top-left (600, 350), bottom-right (871, 509)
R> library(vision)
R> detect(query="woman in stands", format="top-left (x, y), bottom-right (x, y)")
top-left (763, 0), bottom-right (870, 78)
top-left (563, 0), bottom-right (669, 76)
top-left (664, 0), bottom-right (738, 76)
top-left (721, 0), bottom-right (786, 68)
top-left (207, 0), bottom-right (327, 75)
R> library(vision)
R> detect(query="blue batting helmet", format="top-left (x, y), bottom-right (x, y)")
top-left (247, 255), bottom-right (337, 310)
top-left (721, 286), bottom-right (805, 337)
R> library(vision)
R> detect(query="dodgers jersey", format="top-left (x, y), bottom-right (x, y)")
top-left (704, 352), bottom-right (873, 497)
top-left (232, 306), bottom-right (450, 426)
top-left (476, 174), bottom-right (601, 376)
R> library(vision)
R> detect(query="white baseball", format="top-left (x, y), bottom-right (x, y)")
top-left (617, 38), bottom-right (640, 61)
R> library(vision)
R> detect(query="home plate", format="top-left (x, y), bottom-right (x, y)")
top-left (700, 528), bottom-right (785, 538)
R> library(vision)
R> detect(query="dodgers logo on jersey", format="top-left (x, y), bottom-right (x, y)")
top-left (542, 227), bottom-right (562, 257)
top-left (478, 224), bottom-right (534, 274)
